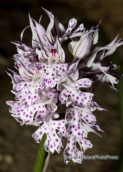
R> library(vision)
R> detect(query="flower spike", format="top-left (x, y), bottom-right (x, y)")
top-left (6, 7), bottom-right (123, 164)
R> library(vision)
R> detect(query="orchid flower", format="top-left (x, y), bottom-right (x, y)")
top-left (6, 7), bottom-right (123, 165)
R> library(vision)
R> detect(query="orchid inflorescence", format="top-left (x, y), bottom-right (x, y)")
top-left (6, 8), bottom-right (123, 164)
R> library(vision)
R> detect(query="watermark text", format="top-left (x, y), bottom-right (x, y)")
top-left (66, 155), bottom-right (119, 160)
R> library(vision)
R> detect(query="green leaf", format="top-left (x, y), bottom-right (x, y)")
top-left (42, 153), bottom-right (50, 172)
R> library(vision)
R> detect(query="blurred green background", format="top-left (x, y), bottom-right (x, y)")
top-left (0, 0), bottom-right (123, 172)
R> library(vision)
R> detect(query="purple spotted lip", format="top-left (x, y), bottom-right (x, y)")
top-left (6, 7), bottom-right (123, 164)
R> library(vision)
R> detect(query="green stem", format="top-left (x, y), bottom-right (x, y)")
top-left (33, 133), bottom-right (47, 172)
